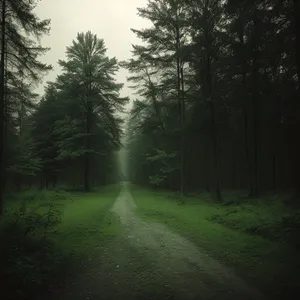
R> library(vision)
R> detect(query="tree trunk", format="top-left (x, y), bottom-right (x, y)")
top-left (3, 32), bottom-right (7, 192)
top-left (272, 111), bottom-right (278, 192)
top-left (272, 154), bottom-right (276, 191)
top-left (16, 175), bottom-right (21, 192)
top-left (272, 76), bottom-right (281, 192)
top-left (252, 69), bottom-right (259, 197)
top-left (180, 66), bottom-right (185, 196)
top-left (204, 140), bottom-right (210, 192)
top-left (293, 0), bottom-right (300, 196)
top-left (210, 102), bottom-right (221, 201)
top-left (251, 15), bottom-right (259, 197)
top-left (244, 111), bottom-right (253, 194)
top-left (0, 0), bottom-right (6, 215)
top-left (206, 54), bottom-right (221, 201)
top-left (146, 70), bottom-right (165, 132)
top-left (238, 24), bottom-right (253, 196)
top-left (203, 2), bottom-right (221, 202)
top-left (84, 106), bottom-right (91, 192)
top-left (293, 0), bottom-right (300, 89)
top-left (175, 18), bottom-right (184, 198)
top-left (40, 176), bottom-right (44, 189)
top-left (241, 51), bottom-right (252, 194)
top-left (52, 175), bottom-right (57, 188)
top-left (84, 71), bottom-right (93, 192)
top-left (84, 145), bottom-right (90, 192)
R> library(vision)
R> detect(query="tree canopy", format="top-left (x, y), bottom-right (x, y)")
top-left (1, 14), bottom-right (128, 208)
top-left (1, 0), bottom-right (299, 211)
top-left (125, 0), bottom-right (300, 200)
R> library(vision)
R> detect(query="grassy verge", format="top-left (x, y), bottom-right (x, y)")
top-left (130, 185), bottom-right (300, 300)
top-left (56, 185), bottom-right (121, 257)
top-left (0, 184), bottom-right (120, 300)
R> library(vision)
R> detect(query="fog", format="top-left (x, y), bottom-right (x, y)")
top-left (34, 0), bottom-right (150, 111)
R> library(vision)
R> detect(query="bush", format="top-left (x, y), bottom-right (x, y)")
top-left (0, 199), bottom-right (65, 300)
top-left (7, 189), bottom-right (47, 202)
top-left (208, 200), bottom-right (300, 247)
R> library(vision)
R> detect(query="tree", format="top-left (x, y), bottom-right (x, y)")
top-left (124, 0), bottom-right (192, 196)
top-left (186, 0), bottom-right (225, 201)
top-left (0, 0), bottom-right (51, 214)
top-left (31, 32), bottom-right (128, 191)
top-left (126, 0), bottom-right (300, 200)
top-left (56, 31), bottom-right (128, 191)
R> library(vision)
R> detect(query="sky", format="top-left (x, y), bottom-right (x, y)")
top-left (34, 0), bottom-right (150, 111)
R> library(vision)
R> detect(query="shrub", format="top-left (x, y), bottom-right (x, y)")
top-left (208, 201), bottom-right (300, 247)
top-left (0, 200), bottom-right (65, 300)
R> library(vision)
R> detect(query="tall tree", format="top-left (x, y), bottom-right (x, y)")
top-left (55, 31), bottom-right (128, 191)
top-left (126, 0), bottom-right (191, 196)
top-left (126, 0), bottom-right (300, 200)
top-left (0, 0), bottom-right (51, 214)
top-left (187, 0), bottom-right (224, 201)
top-left (0, 0), bottom-right (7, 214)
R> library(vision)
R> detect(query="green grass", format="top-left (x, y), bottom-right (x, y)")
top-left (5, 184), bottom-right (121, 255)
top-left (130, 185), bottom-right (300, 300)
top-left (1, 184), bottom-right (121, 299)
top-left (56, 185), bottom-right (121, 256)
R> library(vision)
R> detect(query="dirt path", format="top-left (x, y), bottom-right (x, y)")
top-left (50, 183), bottom-right (266, 300)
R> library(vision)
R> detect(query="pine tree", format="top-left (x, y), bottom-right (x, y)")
top-left (125, 0), bottom-right (192, 196)
top-left (48, 32), bottom-right (128, 190)
top-left (0, 0), bottom-right (51, 214)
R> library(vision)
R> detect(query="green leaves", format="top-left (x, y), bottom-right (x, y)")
top-left (146, 149), bottom-right (179, 186)
top-left (30, 32), bottom-right (128, 188)
top-left (57, 31), bottom-right (128, 115)
top-left (124, 0), bottom-right (192, 189)
top-left (6, 127), bottom-right (41, 177)
top-left (5, 0), bottom-right (52, 81)
top-left (52, 116), bottom-right (86, 161)
top-left (146, 148), bottom-right (177, 162)
top-left (1, 0), bottom-right (52, 196)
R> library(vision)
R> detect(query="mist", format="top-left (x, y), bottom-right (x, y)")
top-left (1, 1), bottom-right (300, 300)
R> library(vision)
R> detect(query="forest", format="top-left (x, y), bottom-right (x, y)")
top-left (0, 0), bottom-right (300, 300)
top-left (125, 0), bottom-right (300, 200)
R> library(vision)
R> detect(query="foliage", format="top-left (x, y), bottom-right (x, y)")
top-left (209, 199), bottom-right (300, 247)
top-left (30, 32), bottom-right (128, 191)
top-left (0, 185), bottom-right (120, 299)
top-left (55, 184), bottom-right (121, 256)
top-left (125, 0), bottom-right (300, 199)
top-left (0, 193), bottom-right (65, 299)
top-left (1, 0), bottom-right (52, 212)
top-left (130, 185), bottom-right (300, 299)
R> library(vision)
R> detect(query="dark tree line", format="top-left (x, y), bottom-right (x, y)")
top-left (0, 0), bottom-right (128, 214)
top-left (0, 0), bottom-right (52, 214)
top-left (125, 0), bottom-right (300, 200)
top-left (1, 0), bottom-right (299, 214)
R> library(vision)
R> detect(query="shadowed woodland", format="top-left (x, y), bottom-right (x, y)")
top-left (0, 0), bottom-right (300, 299)
top-left (125, 0), bottom-right (300, 200)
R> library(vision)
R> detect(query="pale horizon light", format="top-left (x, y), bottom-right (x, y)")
top-left (34, 0), bottom-right (151, 113)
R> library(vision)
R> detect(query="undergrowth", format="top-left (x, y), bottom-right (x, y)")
top-left (0, 185), bottom-right (120, 300)
top-left (208, 196), bottom-right (300, 247)
top-left (0, 190), bottom-right (67, 300)
top-left (130, 185), bottom-right (300, 300)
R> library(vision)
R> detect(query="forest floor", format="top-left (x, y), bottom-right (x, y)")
top-left (3, 183), bottom-right (299, 300)
top-left (44, 183), bottom-right (267, 300)
top-left (130, 185), bottom-right (300, 300)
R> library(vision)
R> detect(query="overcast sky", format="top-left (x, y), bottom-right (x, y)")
top-left (34, 0), bottom-right (150, 111)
